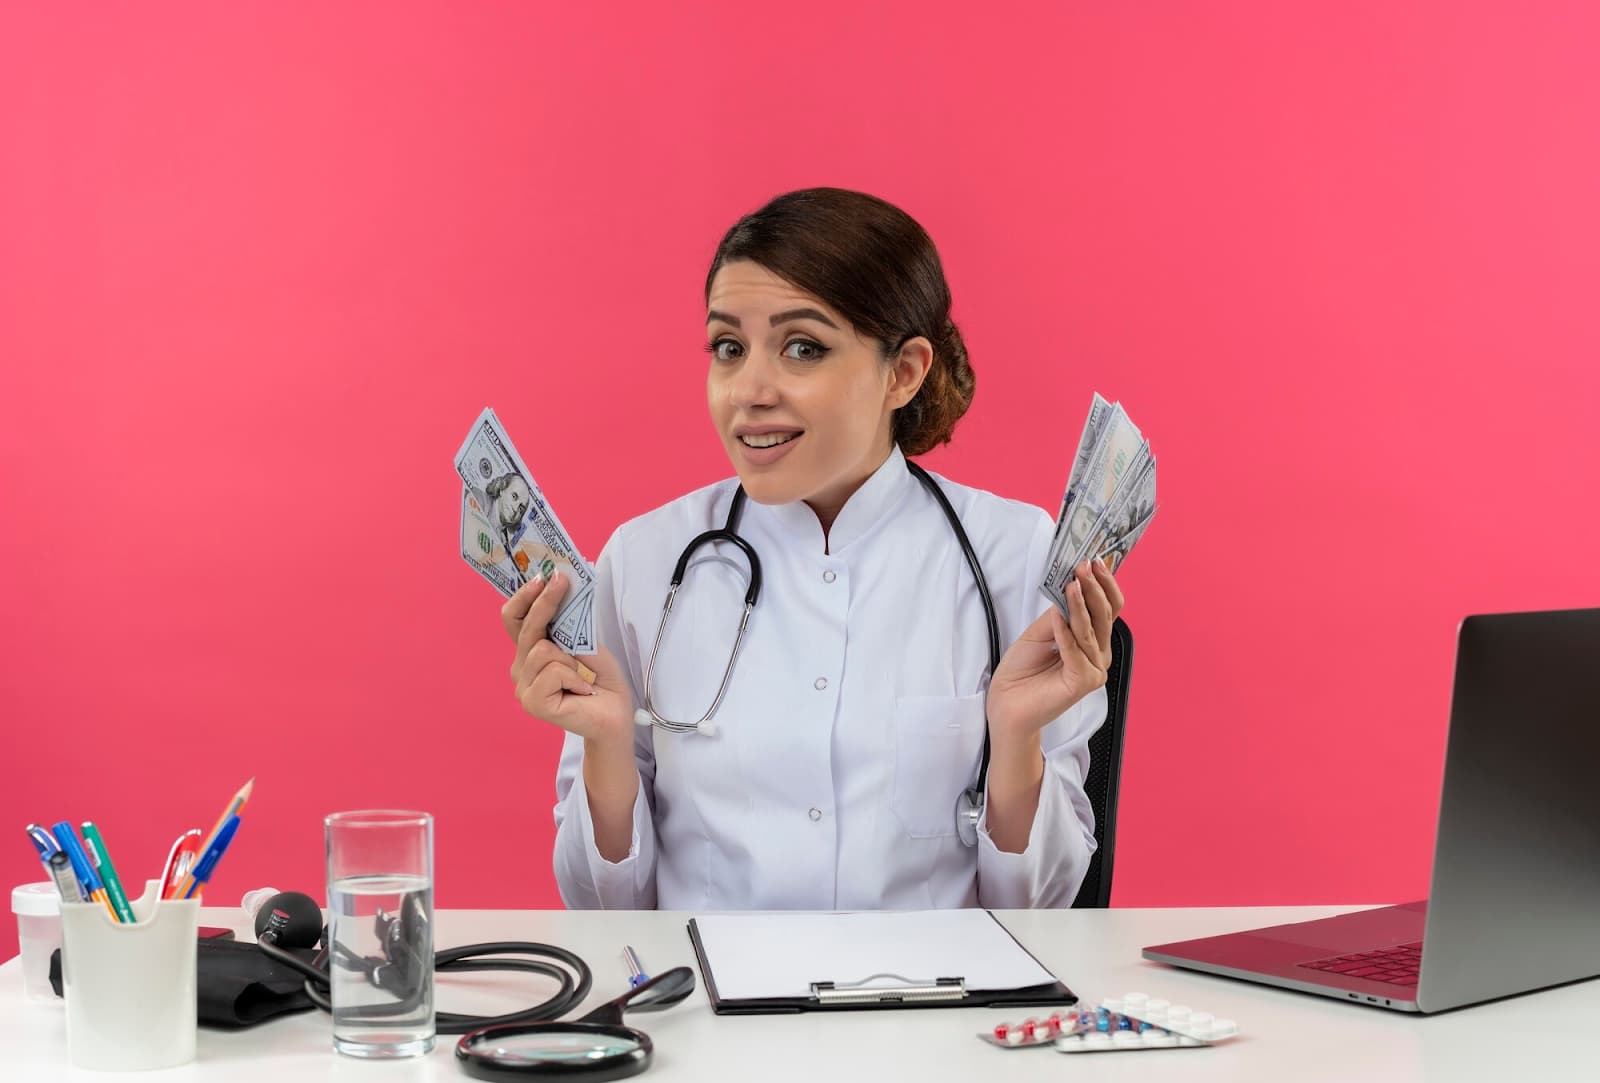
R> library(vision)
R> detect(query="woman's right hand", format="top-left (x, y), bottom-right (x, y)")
top-left (501, 573), bottom-right (635, 749)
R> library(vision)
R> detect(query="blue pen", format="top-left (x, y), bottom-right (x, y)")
top-left (624, 945), bottom-right (649, 988)
top-left (25, 823), bottom-right (61, 864)
top-left (50, 821), bottom-right (103, 903)
top-left (181, 815), bottom-right (241, 899)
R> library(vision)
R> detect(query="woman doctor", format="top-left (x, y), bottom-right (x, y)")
top-left (502, 188), bottom-right (1126, 910)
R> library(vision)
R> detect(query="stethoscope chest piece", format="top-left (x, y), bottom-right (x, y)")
top-left (955, 786), bottom-right (984, 848)
top-left (456, 1023), bottom-right (652, 1082)
top-left (455, 966), bottom-right (695, 1082)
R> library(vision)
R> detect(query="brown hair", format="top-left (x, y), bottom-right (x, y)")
top-left (705, 188), bottom-right (975, 456)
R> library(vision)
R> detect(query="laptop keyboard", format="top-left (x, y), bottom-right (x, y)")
top-left (1298, 942), bottom-right (1422, 986)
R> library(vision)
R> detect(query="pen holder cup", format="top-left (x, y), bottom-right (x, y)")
top-left (59, 880), bottom-right (199, 1071)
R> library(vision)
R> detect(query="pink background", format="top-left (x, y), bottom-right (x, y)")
top-left (3, 3), bottom-right (1597, 960)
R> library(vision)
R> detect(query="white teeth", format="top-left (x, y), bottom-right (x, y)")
top-left (740, 432), bottom-right (799, 449)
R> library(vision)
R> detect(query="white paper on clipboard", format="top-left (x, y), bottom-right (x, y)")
top-left (690, 910), bottom-right (1057, 1001)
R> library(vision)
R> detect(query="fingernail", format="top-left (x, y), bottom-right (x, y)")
top-left (576, 661), bottom-right (597, 684)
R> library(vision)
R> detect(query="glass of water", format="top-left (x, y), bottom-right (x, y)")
top-left (324, 810), bottom-right (435, 1058)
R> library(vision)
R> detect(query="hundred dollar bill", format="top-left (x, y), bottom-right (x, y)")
top-left (1058, 392), bottom-right (1114, 527)
top-left (455, 407), bottom-right (597, 654)
top-left (1076, 450), bottom-right (1157, 574)
top-left (1040, 395), bottom-right (1159, 619)
top-left (1043, 402), bottom-right (1147, 588)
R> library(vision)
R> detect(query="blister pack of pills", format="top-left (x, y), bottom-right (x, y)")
top-left (978, 992), bottom-right (1240, 1054)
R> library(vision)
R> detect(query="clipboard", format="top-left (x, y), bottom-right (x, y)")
top-left (686, 910), bottom-right (1077, 1015)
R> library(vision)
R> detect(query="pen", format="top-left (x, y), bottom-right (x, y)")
top-left (50, 821), bottom-right (115, 918)
top-left (82, 822), bottom-right (137, 923)
top-left (180, 815), bottom-right (241, 900)
top-left (159, 829), bottom-right (204, 899)
top-left (25, 823), bottom-right (61, 864)
top-left (46, 851), bottom-right (81, 903)
top-left (170, 778), bottom-right (253, 899)
top-left (624, 945), bottom-right (649, 988)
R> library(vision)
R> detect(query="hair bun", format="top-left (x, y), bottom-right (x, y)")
top-left (897, 317), bottom-right (975, 456)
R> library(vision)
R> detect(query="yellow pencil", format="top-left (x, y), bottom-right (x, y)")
top-left (170, 778), bottom-right (253, 900)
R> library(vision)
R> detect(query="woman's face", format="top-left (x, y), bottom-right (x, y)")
top-left (705, 260), bottom-right (928, 514)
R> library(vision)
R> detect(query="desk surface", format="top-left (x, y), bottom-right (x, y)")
top-left (4, 905), bottom-right (1595, 1081)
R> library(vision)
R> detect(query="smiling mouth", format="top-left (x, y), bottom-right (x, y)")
top-left (738, 432), bottom-right (802, 449)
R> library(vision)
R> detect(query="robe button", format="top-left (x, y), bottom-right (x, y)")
top-left (814, 677), bottom-right (828, 690)
top-left (809, 808), bottom-right (823, 821)
top-left (822, 570), bottom-right (837, 583)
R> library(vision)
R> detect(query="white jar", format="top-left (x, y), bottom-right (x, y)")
top-left (12, 882), bottom-right (63, 1003)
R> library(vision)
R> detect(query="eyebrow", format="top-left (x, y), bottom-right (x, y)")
top-left (705, 307), bottom-right (841, 331)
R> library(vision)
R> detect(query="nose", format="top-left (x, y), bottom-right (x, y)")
top-left (726, 351), bottom-right (780, 411)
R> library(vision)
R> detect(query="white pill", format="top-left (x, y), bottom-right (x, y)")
top-left (1211, 1019), bottom-right (1238, 1038)
top-left (1169, 1005), bottom-right (1191, 1019)
top-left (1190, 1011), bottom-right (1214, 1026)
top-left (1178, 1035), bottom-right (1203, 1046)
top-left (1146, 998), bottom-right (1170, 1011)
top-left (1006, 1029), bottom-right (1025, 1045)
top-left (1113, 1030), bottom-right (1141, 1044)
top-left (1145, 1033), bottom-right (1179, 1047)
top-left (1085, 1032), bottom-right (1113, 1046)
top-left (1101, 997), bottom-right (1123, 1013)
top-left (1125, 992), bottom-right (1148, 1006)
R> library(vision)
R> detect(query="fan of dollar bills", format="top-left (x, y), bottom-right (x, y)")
top-left (1039, 393), bottom-right (1158, 619)
top-left (455, 407), bottom-right (598, 654)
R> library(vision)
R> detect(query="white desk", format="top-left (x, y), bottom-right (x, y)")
top-left (3, 906), bottom-right (1595, 1081)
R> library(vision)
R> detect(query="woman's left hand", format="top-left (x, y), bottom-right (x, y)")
top-left (987, 558), bottom-right (1125, 739)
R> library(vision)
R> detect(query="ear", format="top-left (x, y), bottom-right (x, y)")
top-left (885, 336), bottom-right (934, 410)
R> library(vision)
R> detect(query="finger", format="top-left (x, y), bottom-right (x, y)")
top-left (500, 573), bottom-right (548, 640)
top-left (524, 640), bottom-right (579, 683)
top-left (515, 572), bottom-right (571, 657)
top-left (1065, 580), bottom-right (1098, 662)
top-left (521, 655), bottom-right (596, 720)
top-left (1091, 556), bottom-right (1125, 617)
top-left (1075, 563), bottom-right (1115, 664)
top-left (1048, 605), bottom-right (1073, 657)
top-left (576, 645), bottom-right (625, 688)
top-left (1018, 606), bottom-right (1061, 645)
top-left (512, 634), bottom-right (573, 687)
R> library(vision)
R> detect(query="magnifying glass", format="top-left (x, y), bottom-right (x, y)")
top-left (455, 965), bottom-right (697, 1082)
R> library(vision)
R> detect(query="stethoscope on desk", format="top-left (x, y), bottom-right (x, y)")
top-left (251, 890), bottom-right (694, 1080)
top-left (631, 458), bottom-right (1001, 848)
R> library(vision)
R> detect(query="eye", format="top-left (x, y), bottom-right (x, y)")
top-left (782, 338), bottom-right (829, 363)
top-left (705, 338), bottom-right (743, 362)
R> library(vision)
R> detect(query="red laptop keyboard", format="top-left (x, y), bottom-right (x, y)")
top-left (1298, 942), bottom-right (1422, 986)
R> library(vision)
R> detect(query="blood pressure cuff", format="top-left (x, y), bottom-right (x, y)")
top-left (49, 939), bottom-right (321, 1028)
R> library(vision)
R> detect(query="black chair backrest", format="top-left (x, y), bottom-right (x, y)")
top-left (1071, 616), bottom-right (1134, 909)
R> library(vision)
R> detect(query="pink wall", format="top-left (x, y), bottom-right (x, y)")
top-left (3, 3), bottom-right (1598, 959)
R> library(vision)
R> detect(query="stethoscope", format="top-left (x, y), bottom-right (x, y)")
top-left (250, 890), bottom-right (695, 1080)
top-left (631, 459), bottom-right (1001, 847)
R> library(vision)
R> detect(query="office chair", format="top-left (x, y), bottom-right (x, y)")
top-left (1070, 616), bottom-right (1133, 909)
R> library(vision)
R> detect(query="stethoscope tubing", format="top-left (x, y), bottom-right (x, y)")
top-left (632, 459), bottom-right (1001, 833)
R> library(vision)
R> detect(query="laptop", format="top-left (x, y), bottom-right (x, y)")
top-left (1143, 607), bottom-right (1600, 1013)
